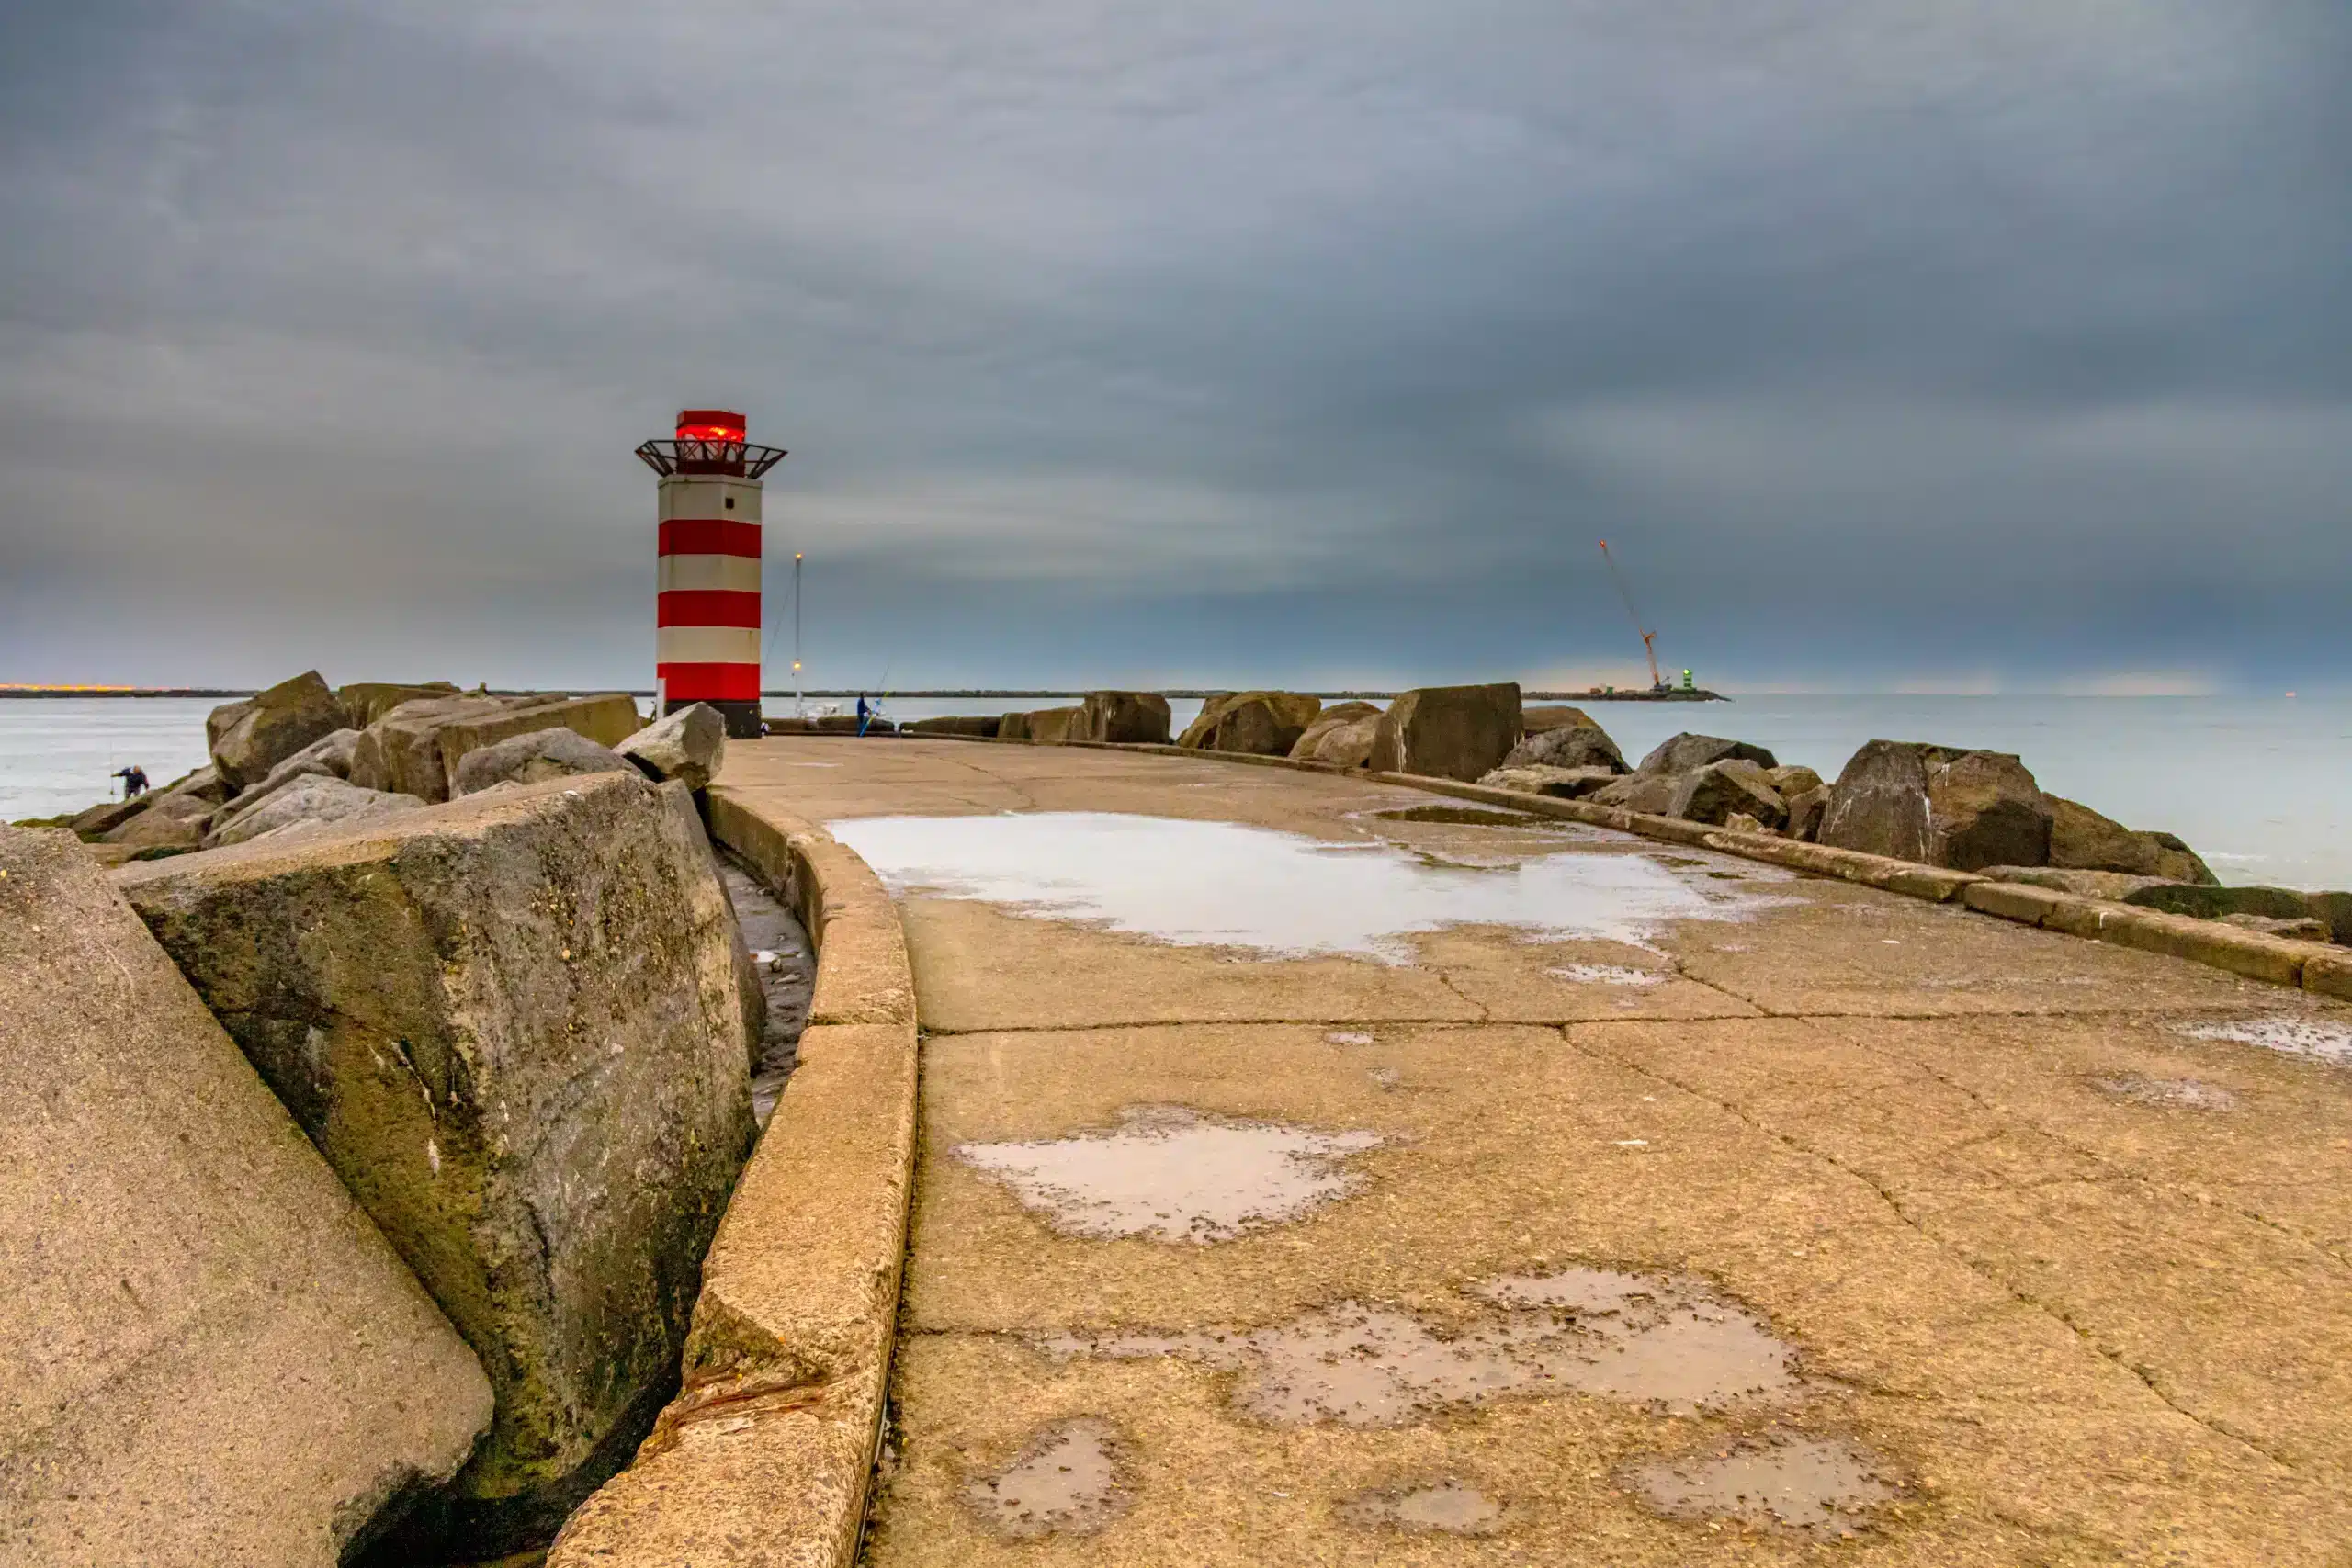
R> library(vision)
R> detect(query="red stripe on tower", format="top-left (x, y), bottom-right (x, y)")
top-left (636, 408), bottom-right (786, 739)
top-left (657, 590), bottom-right (763, 628)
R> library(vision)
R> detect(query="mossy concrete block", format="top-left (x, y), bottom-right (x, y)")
top-left (114, 773), bottom-right (757, 1547)
top-left (0, 827), bottom-right (490, 1567)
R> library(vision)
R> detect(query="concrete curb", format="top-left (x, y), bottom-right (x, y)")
top-left (547, 787), bottom-right (918, 1568)
top-left (928, 731), bottom-right (2346, 1002)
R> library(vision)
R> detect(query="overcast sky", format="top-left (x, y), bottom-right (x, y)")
top-left (3, 0), bottom-right (2346, 694)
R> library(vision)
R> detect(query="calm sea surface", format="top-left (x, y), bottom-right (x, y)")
top-left (7, 694), bottom-right (2346, 890)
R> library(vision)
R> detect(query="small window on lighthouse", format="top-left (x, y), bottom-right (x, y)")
top-left (723, 497), bottom-right (734, 510)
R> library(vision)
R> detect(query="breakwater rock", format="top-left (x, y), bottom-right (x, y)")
top-left (0, 827), bottom-right (492, 1566)
top-left (118, 771), bottom-right (760, 1556)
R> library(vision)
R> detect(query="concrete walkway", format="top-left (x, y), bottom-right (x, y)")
top-left (728, 737), bottom-right (2352, 1566)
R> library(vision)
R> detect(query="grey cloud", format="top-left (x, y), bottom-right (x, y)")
top-left (3, 0), bottom-right (2346, 691)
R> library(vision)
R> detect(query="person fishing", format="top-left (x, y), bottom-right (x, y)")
top-left (111, 765), bottom-right (150, 800)
top-left (855, 694), bottom-right (871, 737)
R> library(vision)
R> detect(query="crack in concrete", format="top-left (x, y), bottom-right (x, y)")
top-left (1557, 1021), bottom-right (2303, 1475)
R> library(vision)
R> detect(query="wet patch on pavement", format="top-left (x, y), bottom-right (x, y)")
top-left (956, 1107), bottom-right (1382, 1244)
top-left (963, 1418), bottom-right (1125, 1539)
top-left (1371, 806), bottom-right (1565, 829)
top-left (830, 811), bottom-right (1792, 962)
top-left (2094, 1073), bottom-right (2239, 1111)
top-left (1547, 963), bottom-right (1666, 987)
top-left (1626, 1433), bottom-right (1900, 1540)
top-left (1334, 1480), bottom-right (1505, 1536)
top-left (2177, 1015), bottom-right (2352, 1067)
top-left (1039, 1268), bottom-right (1801, 1426)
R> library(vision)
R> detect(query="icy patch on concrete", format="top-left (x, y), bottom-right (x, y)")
top-left (956, 1107), bottom-right (1381, 1244)
top-left (2177, 1015), bottom-right (2352, 1066)
top-left (1040, 1267), bottom-right (1799, 1425)
top-left (831, 812), bottom-right (1785, 962)
top-left (1547, 964), bottom-right (1665, 987)
top-left (2094, 1074), bottom-right (2239, 1111)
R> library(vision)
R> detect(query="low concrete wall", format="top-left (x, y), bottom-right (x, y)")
top-left (546, 788), bottom-right (917, 1568)
top-left (932, 730), bottom-right (2349, 1003)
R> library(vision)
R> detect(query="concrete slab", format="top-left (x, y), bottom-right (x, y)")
top-left (712, 738), bottom-right (2352, 1564)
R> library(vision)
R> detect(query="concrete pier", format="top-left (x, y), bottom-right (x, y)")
top-left (711, 737), bottom-right (2352, 1564)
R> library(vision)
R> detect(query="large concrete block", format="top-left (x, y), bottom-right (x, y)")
top-left (1079, 690), bottom-right (1172, 744)
top-left (336, 681), bottom-right (461, 728)
top-left (435, 694), bottom-right (643, 795)
top-left (1368, 683), bottom-right (1521, 781)
top-left (347, 694), bottom-right (513, 802)
top-left (206, 671), bottom-right (351, 790)
top-left (0, 827), bottom-right (491, 1567)
top-left (115, 773), bottom-right (758, 1552)
top-left (1178, 691), bottom-right (1322, 755)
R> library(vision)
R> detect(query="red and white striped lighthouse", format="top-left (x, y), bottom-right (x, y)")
top-left (634, 410), bottom-right (787, 739)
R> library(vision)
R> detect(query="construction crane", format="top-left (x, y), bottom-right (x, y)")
top-left (1598, 539), bottom-right (1668, 693)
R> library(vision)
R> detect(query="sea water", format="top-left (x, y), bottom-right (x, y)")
top-left (6, 694), bottom-right (2346, 889)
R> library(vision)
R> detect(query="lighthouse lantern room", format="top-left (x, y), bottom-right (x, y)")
top-left (635, 409), bottom-right (786, 739)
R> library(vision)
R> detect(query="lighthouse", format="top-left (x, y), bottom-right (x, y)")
top-left (634, 410), bottom-right (786, 739)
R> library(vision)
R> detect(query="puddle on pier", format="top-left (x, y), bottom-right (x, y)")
top-left (830, 812), bottom-right (1790, 962)
top-left (1039, 1268), bottom-right (1800, 1426)
top-left (1336, 1480), bottom-right (1504, 1536)
top-left (2177, 1014), bottom-right (2352, 1067)
top-left (2094, 1073), bottom-right (2239, 1111)
top-left (956, 1107), bottom-right (1382, 1244)
top-left (719, 857), bottom-right (814, 1122)
top-left (963, 1418), bottom-right (1124, 1539)
top-left (1627, 1434), bottom-right (1899, 1539)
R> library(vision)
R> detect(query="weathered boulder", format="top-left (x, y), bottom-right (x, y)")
top-left (906, 715), bottom-right (1000, 738)
top-left (348, 695), bottom-right (513, 803)
top-left (1521, 705), bottom-right (1598, 733)
top-left (615, 702), bottom-right (728, 791)
top-left (1080, 690), bottom-right (1173, 744)
top-left (999, 711), bottom-right (1034, 741)
top-left (1668, 758), bottom-right (1788, 829)
top-left (69, 794), bottom-right (153, 837)
top-left (453, 728), bottom-right (633, 795)
top-left (2046, 795), bottom-right (2218, 885)
top-left (1498, 718), bottom-right (1627, 774)
top-left (1368, 683), bottom-right (1521, 781)
top-left (435, 694), bottom-right (643, 795)
top-left (1288, 702), bottom-right (1384, 768)
top-left (205, 776), bottom-right (424, 850)
top-left (1784, 785), bottom-right (1829, 843)
top-left (1926, 750), bottom-right (2051, 871)
top-left (1, 828), bottom-right (490, 1567)
top-left (1635, 732), bottom-right (1778, 775)
top-left (1589, 773), bottom-right (1678, 815)
top-left (117, 773), bottom-right (757, 1553)
top-left (207, 671), bottom-right (350, 790)
top-left (1767, 765), bottom-right (1823, 799)
top-left (212, 728), bottom-right (363, 824)
top-left (1821, 742), bottom-right (2053, 872)
top-left (1025, 706), bottom-right (1084, 744)
top-left (1179, 691), bottom-right (1323, 756)
top-left (1477, 763), bottom-right (1620, 799)
top-left (336, 682), bottom-right (461, 728)
top-left (99, 788), bottom-right (216, 852)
